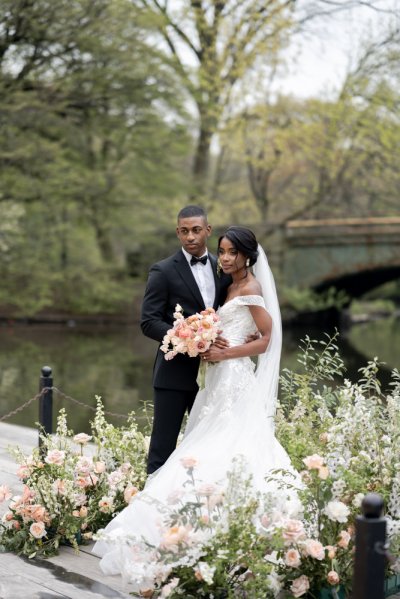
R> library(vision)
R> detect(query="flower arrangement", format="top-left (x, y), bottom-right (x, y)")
top-left (0, 397), bottom-right (148, 558)
top-left (96, 334), bottom-right (400, 598)
top-left (160, 304), bottom-right (220, 361)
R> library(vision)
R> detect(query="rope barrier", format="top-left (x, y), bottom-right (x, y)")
top-left (0, 386), bottom-right (143, 423)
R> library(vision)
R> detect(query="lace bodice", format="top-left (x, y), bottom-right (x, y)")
top-left (218, 295), bottom-right (265, 346)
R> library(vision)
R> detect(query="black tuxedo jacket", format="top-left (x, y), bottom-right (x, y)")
top-left (141, 249), bottom-right (231, 391)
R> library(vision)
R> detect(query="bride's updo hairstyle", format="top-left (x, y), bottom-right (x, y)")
top-left (218, 226), bottom-right (259, 266)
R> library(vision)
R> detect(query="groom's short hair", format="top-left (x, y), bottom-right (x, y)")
top-left (177, 205), bottom-right (207, 222)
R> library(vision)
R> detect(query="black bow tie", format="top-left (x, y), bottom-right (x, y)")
top-left (190, 255), bottom-right (208, 266)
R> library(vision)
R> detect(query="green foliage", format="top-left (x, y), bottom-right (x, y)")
top-left (0, 0), bottom-right (190, 315)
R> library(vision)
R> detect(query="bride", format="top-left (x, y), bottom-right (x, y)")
top-left (93, 226), bottom-right (299, 592)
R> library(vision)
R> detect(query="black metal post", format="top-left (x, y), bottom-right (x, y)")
top-left (39, 366), bottom-right (53, 448)
top-left (353, 493), bottom-right (386, 599)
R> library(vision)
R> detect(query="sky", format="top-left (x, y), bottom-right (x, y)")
top-left (274, 0), bottom-right (400, 98)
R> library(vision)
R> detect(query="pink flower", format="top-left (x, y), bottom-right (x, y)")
top-left (318, 466), bottom-right (330, 480)
top-left (93, 461), bottom-right (106, 474)
top-left (29, 521), bottom-right (47, 539)
top-left (0, 485), bottom-right (12, 503)
top-left (197, 483), bottom-right (217, 497)
top-left (53, 479), bottom-right (67, 495)
top-left (337, 530), bottom-right (351, 548)
top-left (73, 433), bottom-right (92, 445)
top-left (326, 545), bottom-right (337, 559)
top-left (16, 464), bottom-right (31, 479)
top-left (45, 449), bottom-right (66, 465)
top-left (160, 525), bottom-right (191, 551)
top-left (327, 570), bottom-right (340, 585)
top-left (124, 485), bottom-right (139, 504)
top-left (75, 457), bottom-right (94, 475)
top-left (98, 496), bottom-right (114, 513)
top-left (180, 456), bottom-right (198, 469)
top-left (291, 575), bottom-right (310, 597)
top-left (303, 539), bottom-right (325, 560)
top-left (303, 454), bottom-right (324, 470)
top-left (282, 519), bottom-right (306, 544)
top-left (285, 548), bottom-right (301, 567)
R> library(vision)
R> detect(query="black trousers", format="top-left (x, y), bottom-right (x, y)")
top-left (147, 387), bottom-right (197, 475)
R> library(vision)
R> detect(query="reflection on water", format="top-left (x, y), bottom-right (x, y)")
top-left (0, 318), bottom-right (398, 434)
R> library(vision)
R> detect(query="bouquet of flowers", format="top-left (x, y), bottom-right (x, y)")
top-left (160, 304), bottom-right (220, 361)
top-left (0, 397), bottom-right (148, 558)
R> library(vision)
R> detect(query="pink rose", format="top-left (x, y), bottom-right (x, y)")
top-left (337, 530), bottom-right (351, 548)
top-left (284, 548), bottom-right (301, 567)
top-left (73, 433), bottom-right (92, 445)
top-left (303, 454), bottom-right (324, 470)
top-left (291, 575), bottom-right (310, 597)
top-left (180, 456), bottom-right (198, 469)
top-left (282, 519), bottom-right (306, 543)
top-left (16, 464), bottom-right (31, 479)
top-left (0, 485), bottom-right (12, 503)
top-left (327, 570), bottom-right (340, 585)
top-left (303, 539), bottom-right (325, 560)
top-left (45, 449), bottom-right (66, 465)
top-left (30, 521), bottom-right (47, 539)
top-left (197, 483), bottom-right (217, 497)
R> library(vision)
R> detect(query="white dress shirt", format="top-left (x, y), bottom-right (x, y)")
top-left (182, 248), bottom-right (216, 309)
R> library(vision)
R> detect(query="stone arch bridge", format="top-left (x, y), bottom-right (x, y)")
top-left (280, 217), bottom-right (400, 297)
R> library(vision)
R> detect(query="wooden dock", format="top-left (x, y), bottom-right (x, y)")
top-left (0, 422), bottom-right (131, 598)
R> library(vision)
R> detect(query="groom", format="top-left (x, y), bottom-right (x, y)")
top-left (141, 205), bottom-right (231, 474)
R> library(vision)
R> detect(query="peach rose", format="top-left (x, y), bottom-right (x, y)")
top-left (303, 454), bottom-right (324, 470)
top-left (327, 570), bottom-right (340, 585)
top-left (160, 525), bottom-right (190, 550)
top-left (303, 539), bottom-right (325, 560)
top-left (180, 456), bottom-right (198, 469)
top-left (318, 466), bottom-right (330, 480)
top-left (285, 548), bottom-right (301, 567)
top-left (98, 496), bottom-right (114, 513)
top-left (282, 519), bottom-right (306, 543)
top-left (337, 530), bottom-right (351, 548)
top-left (124, 485), bottom-right (139, 504)
top-left (325, 545), bottom-right (337, 559)
top-left (79, 506), bottom-right (88, 517)
top-left (16, 464), bottom-right (31, 479)
top-left (30, 521), bottom-right (47, 539)
top-left (197, 483), bottom-right (217, 497)
top-left (94, 461), bottom-right (106, 474)
top-left (291, 574), bottom-right (310, 597)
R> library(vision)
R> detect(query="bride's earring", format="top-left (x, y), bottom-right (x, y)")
top-left (217, 259), bottom-right (222, 277)
top-left (246, 258), bottom-right (250, 267)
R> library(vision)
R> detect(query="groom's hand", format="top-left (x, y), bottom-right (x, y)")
top-left (213, 332), bottom-right (229, 349)
top-left (245, 330), bottom-right (260, 344)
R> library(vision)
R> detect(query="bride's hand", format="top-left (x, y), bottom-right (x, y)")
top-left (201, 345), bottom-right (225, 363)
top-left (212, 331), bottom-right (229, 350)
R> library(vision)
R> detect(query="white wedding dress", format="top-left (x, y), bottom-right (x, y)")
top-left (93, 247), bottom-right (299, 591)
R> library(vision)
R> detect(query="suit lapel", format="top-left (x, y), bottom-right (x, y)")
top-left (174, 250), bottom-right (205, 309)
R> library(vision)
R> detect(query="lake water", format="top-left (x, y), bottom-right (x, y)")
top-left (0, 317), bottom-right (399, 435)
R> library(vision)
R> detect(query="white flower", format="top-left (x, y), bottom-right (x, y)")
top-left (196, 561), bottom-right (216, 585)
top-left (325, 500), bottom-right (350, 523)
top-left (352, 493), bottom-right (365, 509)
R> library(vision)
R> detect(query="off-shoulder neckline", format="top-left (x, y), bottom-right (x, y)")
top-left (221, 294), bottom-right (264, 308)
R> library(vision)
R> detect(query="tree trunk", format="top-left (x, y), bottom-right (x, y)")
top-left (192, 125), bottom-right (213, 198)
